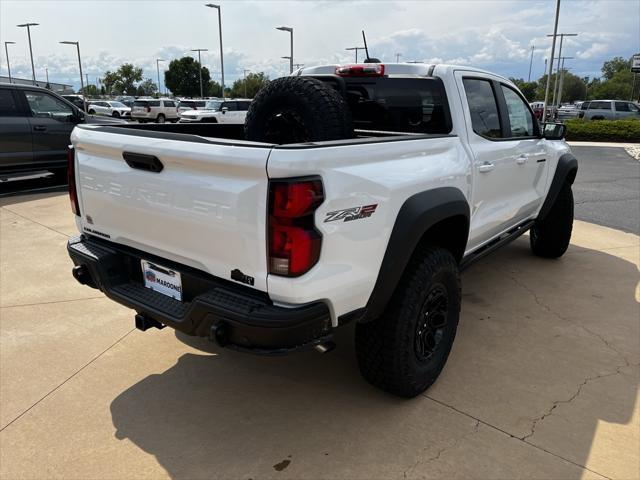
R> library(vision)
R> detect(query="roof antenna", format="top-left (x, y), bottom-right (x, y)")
top-left (362, 30), bottom-right (381, 63)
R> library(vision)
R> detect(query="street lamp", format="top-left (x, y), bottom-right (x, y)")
top-left (60, 41), bottom-right (85, 99)
top-left (17, 23), bottom-right (38, 85)
top-left (4, 41), bottom-right (15, 83)
top-left (191, 48), bottom-right (208, 98)
top-left (205, 4), bottom-right (225, 98)
top-left (276, 26), bottom-right (293, 74)
top-left (156, 58), bottom-right (165, 95)
top-left (547, 33), bottom-right (578, 110)
top-left (345, 46), bottom-right (365, 63)
top-left (542, 0), bottom-right (560, 120)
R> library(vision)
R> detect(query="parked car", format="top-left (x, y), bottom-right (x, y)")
top-left (116, 96), bottom-right (136, 108)
top-left (0, 83), bottom-right (125, 177)
top-left (62, 94), bottom-right (86, 111)
top-left (131, 98), bottom-right (179, 123)
top-left (177, 99), bottom-right (207, 114)
top-left (529, 101), bottom-right (544, 120)
top-left (557, 103), bottom-right (580, 120)
top-left (67, 63), bottom-right (575, 398)
top-left (178, 99), bottom-right (251, 124)
top-left (578, 100), bottom-right (640, 120)
top-left (87, 100), bottom-right (131, 119)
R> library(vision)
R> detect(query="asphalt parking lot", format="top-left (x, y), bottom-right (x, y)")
top-left (0, 145), bottom-right (638, 479)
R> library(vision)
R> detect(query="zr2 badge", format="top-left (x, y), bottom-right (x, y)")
top-left (324, 204), bottom-right (378, 223)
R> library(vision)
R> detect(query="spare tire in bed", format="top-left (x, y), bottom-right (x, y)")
top-left (244, 76), bottom-right (353, 144)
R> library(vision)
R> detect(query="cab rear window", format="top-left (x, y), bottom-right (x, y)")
top-left (344, 77), bottom-right (452, 134)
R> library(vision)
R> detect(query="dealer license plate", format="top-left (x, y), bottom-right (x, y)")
top-left (141, 260), bottom-right (183, 301)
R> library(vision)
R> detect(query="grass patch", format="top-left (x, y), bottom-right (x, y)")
top-left (564, 119), bottom-right (640, 142)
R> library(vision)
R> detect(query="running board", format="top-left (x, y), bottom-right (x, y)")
top-left (460, 220), bottom-right (535, 271)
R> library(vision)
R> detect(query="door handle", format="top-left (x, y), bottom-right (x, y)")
top-left (33, 125), bottom-right (47, 132)
top-left (516, 155), bottom-right (527, 165)
top-left (478, 162), bottom-right (495, 173)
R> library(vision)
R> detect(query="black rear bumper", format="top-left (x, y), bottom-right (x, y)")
top-left (67, 236), bottom-right (332, 354)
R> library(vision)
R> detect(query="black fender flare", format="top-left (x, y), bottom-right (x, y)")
top-left (360, 187), bottom-right (470, 322)
top-left (538, 153), bottom-right (578, 220)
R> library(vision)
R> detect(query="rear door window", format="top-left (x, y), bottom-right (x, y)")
top-left (615, 101), bottom-right (630, 112)
top-left (163, 100), bottom-right (175, 107)
top-left (0, 89), bottom-right (22, 117)
top-left (462, 78), bottom-right (502, 138)
top-left (589, 101), bottom-right (611, 110)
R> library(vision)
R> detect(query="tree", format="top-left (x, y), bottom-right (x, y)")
top-left (228, 72), bottom-right (270, 98)
top-left (602, 57), bottom-right (631, 80)
top-left (510, 78), bottom-right (538, 101)
top-left (557, 71), bottom-right (587, 103)
top-left (79, 84), bottom-right (99, 96)
top-left (164, 57), bottom-right (212, 97)
top-left (136, 78), bottom-right (158, 97)
top-left (208, 80), bottom-right (223, 97)
top-left (102, 64), bottom-right (143, 95)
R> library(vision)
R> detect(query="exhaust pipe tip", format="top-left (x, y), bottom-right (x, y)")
top-left (314, 341), bottom-right (336, 354)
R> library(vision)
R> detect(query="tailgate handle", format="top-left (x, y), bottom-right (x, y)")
top-left (123, 152), bottom-right (164, 173)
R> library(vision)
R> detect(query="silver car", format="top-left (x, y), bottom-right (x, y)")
top-left (578, 100), bottom-right (640, 120)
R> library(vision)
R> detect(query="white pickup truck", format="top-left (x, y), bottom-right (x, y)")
top-left (67, 63), bottom-right (577, 397)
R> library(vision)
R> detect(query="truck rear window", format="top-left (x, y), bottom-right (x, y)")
top-left (345, 77), bottom-right (452, 134)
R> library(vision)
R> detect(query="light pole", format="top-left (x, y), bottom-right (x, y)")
top-left (156, 58), bottom-right (165, 95)
top-left (527, 45), bottom-right (535, 82)
top-left (4, 41), bottom-right (15, 83)
top-left (395, 52), bottom-right (402, 63)
top-left (205, 4), bottom-right (225, 98)
top-left (276, 26), bottom-right (293, 74)
top-left (60, 41), bottom-right (85, 98)
top-left (345, 46), bottom-right (365, 63)
top-left (191, 49), bottom-right (208, 98)
top-left (17, 23), bottom-right (38, 85)
top-left (556, 56), bottom-right (573, 107)
top-left (542, 0), bottom-right (560, 121)
top-left (547, 33), bottom-right (577, 109)
top-left (243, 69), bottom-right (250, 98)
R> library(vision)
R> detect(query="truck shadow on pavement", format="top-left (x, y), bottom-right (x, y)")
top-left (109, 238), bottom-right (639, 479)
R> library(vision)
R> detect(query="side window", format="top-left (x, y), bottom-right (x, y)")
top-left (462, 78), bottom-right (502, 138)
top-left (164, 101), bottom-right (175, 107)
top-left (24, 91), bottom-right (74, 122)
top-left (581, 102), bottom-right (590, 110)
top-left (628, 103), bottom-right (639, 112)
top-left (615, 101), bottom-right (630, 112)
top-left (0, 89), bottom-right (21, 117)
top-left (590, 101), bottom-right (611, 110)
top-left (500, 85), bottom-right (535, 137)
top-left (223, 102), bottom-right (237, 111)
top-left (148, 101), bottom-right (160, 107)
top-left (238, 101), bottom-right (251, 111)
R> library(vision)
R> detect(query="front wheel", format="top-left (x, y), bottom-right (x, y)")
top-left (530, 182), bottom-right (574, 258)
top-left (112, 111), bottom-right (120, 118)
top-left (88, 109), bottom-right (95, 115)
top-left (355, 246), bottom-right (461, 398)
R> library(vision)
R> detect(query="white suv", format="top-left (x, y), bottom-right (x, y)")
top-left (178, 99), bottom-right (252, 124)
top-left (131, 98), bottom-right (179, 123)
top-left (87, 101), bottom-right (131, 119)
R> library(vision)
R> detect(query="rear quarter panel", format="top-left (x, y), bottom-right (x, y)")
top-left (267, 136), bottom-right (470, 324)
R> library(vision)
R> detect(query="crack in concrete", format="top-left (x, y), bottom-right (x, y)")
top-left (498, 269), bottom-right (635, 443)
top-left (520, 365), bottom-right (626, 442)
top-left (402, 420), bottom-right (481, 478)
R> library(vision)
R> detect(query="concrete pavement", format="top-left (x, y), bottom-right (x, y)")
top-left (1, 192), bottom-right (638, 479)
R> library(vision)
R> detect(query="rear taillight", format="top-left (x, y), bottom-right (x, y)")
top-left (335, 64), bottom-right (385, 77)
top-left (146, 106), bottom-right (151, 113)
top-left (268, 178), bottom-right (324, 277)
top-left (67, 146), bottom-right (80, 216)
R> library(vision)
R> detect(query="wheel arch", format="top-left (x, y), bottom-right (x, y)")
top-left (361, 187), bottom-right (469, 322)
top-left (538, 152), bottom-right (578, 221)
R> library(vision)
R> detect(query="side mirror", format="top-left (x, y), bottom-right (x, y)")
top-left (75, 109), bottom-right (86, 123)
top-left (542, 122), bottom-right (566, 140)
top-left (221, 107), bottom-right (228, 114)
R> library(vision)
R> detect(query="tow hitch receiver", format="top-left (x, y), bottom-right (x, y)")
top-left (135, 313), bottom-right (166, 332)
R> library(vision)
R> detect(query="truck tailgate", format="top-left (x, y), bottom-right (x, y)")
top-left (71, 127), bottom-right (271, 292)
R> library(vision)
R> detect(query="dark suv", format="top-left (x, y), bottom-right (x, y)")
top-left (0, 83), bottom-right (124, 177)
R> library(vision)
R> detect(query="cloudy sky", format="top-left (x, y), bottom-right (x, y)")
top-left (1, 0), bottom-right (638, 91)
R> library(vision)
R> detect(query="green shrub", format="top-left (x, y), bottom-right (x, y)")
top-left (564, 119), bottom-right (640, 142)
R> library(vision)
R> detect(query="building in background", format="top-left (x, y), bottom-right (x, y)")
top-left (0, 76), bottom-right (74, 94)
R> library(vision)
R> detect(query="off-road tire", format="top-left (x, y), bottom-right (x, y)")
top-left (244, 76), bottom-right (353, 144)
top-left (156, 114), bottom-right (166, 124)
top-left (355, 246), bottom-right (461, 398)
top-left (530, 182), bottom-right (574, 258)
